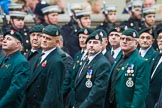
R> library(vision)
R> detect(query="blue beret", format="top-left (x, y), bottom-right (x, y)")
top-left (42, 25), bottom-right (61, 37)
top-left (4, 30), bottom-right (22, 43)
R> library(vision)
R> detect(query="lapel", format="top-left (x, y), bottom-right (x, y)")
top-left (75, 53), bottom-right (101, 88)
top-left (144, 47), bottom-right (155, 59)
top-left (151, 54), bottom-right (162, 81)
top-left (27, 49), bottom-right (57, 88)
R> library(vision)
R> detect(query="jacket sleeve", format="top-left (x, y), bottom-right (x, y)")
top-left (0, 62), bottom-right (30, 107)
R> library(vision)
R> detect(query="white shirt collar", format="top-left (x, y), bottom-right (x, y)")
top-left (88, 51), bottom-right (101, 64)
top-left (139, 46), bottom-right (151, 57)
top-left (41, 47), bottom-right (56, 63)
top-left (111, 47), bottom-right (121, 59)
top-left (102, 49), bottom-right (107, 55)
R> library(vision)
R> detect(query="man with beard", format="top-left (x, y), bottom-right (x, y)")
top-left (74, 30), bottom-right (111, 108)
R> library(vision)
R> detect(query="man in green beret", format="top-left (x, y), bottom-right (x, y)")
top-left (26, 24), bottom-right (44, 67)
top-left (95, 29), bottom-right (114, 66)
top-left (146, 27), bottom-right (162, 108)
top-left (21, 25), bottom-right (65, 108)
top-left (74, 30), bottom-right (111, 108)
top-left (138, 27), bottom-right (157, 63)
top-left (105, 28), bottom-right (150, 108)
top-left (63, 27), bottom-right (94, 108)
top-left (108, 25), bottom-right (124, 59)
top-left (0, 30), bottom-right (30, 108)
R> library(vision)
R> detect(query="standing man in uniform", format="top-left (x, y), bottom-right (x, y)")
top-left (146, 27), bottom-right (162, 108)
top-left (138, 27), bottom-right (157, 63)
top-left (41, 5), bottom-right (61, 26)
top-left (74, 31), bottom-right (111, 108)
top-left (0, 30), bottom-right (30, 108)
top-left (121, 0), bottom-right (143, 32)
top-left (96, 5), bottom-right (117, 34)
top-left (105, 28), bottom-right (150, 108)
top-left (8, 11), bottom-right (31, 55)
top-left (95, 29), bottom-right (114, 65)
top-left (26, 24), bottom-right (44, 67)
top-left (64, 10), bottom-right (92, 58)
top-left (21, 25), bottom-right (65, 108)
top-left (108, 26), bottom-right (124, 59)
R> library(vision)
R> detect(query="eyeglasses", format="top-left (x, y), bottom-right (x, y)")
top-left (120, 37), bottom-right (134, 41)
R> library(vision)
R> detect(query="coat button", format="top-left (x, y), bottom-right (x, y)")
top-left (33, 94), bottom-right (37, 98)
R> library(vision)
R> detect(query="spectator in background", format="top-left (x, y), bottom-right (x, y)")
top-left (25, 0), bottom-right (40, 12)
top-left (47, 0), bottom-right (65, 13)
top-left (143, 0), bottom-right (156, 8)
top-left (87, 0), bottom-right (101, 14)
top-left (122, 0), bottom-right (131, 14)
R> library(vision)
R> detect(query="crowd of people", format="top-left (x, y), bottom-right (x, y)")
top-left (0, 0), bottom-right (162, 108)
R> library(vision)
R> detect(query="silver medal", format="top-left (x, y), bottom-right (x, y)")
top-left (85, 80), bottom-right (92, 88)
top-left (126, 77), bottom-right (134, 87)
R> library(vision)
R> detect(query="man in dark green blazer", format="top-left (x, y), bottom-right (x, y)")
top-left (146, 27), bottom-right (162, 108)
top-left (63, 27), bottom-right (94, 108)
top-left (0, 30), bottom-right (30, 108)
top-left (21, 25), bottom-right (65, 108)
top-left (74, 30), bottom-right (111, 108)
top-left (105, 28), bottom-right (150, 108)
top-left (138, 27), bottom-right (157, 63)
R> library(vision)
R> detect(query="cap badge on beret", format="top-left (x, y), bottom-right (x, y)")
top-left (148, 29), bottom-right (152, 34)
top-left (125, 26), bottom-right (128, 30)
top-left (95, 35), bottom-right (99, 39)
top-left (100, 32), bottom-right (103, 37)
top-left (116, 26), bottom-right (121, 32)
top-left (10, 30), bottom-right (15, 35)
top-left (133, 32), bottom-right (136, 38)
top-left (56, 31), bottom-right (59, 35)
top-left (84, 29), bottom-right (88, 35)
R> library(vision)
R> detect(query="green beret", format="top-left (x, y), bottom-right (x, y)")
top-left (86, 31), bottom-right (102, 44)
top-left (122, 28), bottom-right (139, 38)
top-left (139, 27), bottom-right (155, 38)
top-left (29, 24), bottom-right (44, 34)
top-left (95, 29), bottom-right (107, 38)
top-left (108, 25), bottom-right (125, 35)
top-left (4, 30), bottom-right (22, 43)
top-left (77, 27), bottom-right (94, 36)
top-left (42, 25), bottom-right (61, 37)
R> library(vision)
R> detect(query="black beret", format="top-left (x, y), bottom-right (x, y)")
top-left (122, 28), bottom-right (139, 38)
top-left (86, 31), bottom-right (102, 44)
top-left (157, 27), bottom-right (162, 36)
top-left (42, 25), bottom-right (61, 37)
top-left (29, 24), bottom-right (44, 34)
top-left (4, 30), bottom-right (22, 43)
top-left (139, 27), bottom-right (155, 38)
top-left (77, 27), bottom-right (94, 36)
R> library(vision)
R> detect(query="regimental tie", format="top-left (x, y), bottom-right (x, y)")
top-left (33, 53), bottom-right (45, 72)
top-left (77, 57), bottom-right (89, 78)
top-left (111, 50), bottom-right (114, 57)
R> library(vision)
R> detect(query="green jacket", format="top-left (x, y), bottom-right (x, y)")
top-left (106, 50), bottom-right (150, 108)
top-left (74, 52), bottom-right (111, 108)
top-left (0, 51), bottom-right (30, 108)
top-left (21, 48), bottom-right (65, 108)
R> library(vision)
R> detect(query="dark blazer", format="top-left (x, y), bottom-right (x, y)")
top-left (0, 51), bottom-right (30, 108)
top-left (74, 52), bottom-right (111, 108)
top-left (104, 50), bottom-right (115, 66)
top-left (105, 50), bottom-right (150, 108)
top-left (146, 53), bottom-right (162, 108)
top-left (21, 48), bottom-right (65, 108)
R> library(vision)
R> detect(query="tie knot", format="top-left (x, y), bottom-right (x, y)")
top-left (111, 51), bottom-right (114, 56)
